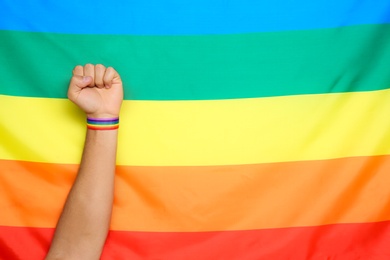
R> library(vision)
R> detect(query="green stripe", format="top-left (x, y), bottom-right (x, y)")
top-left (1, 24), bottom-right (389, 100)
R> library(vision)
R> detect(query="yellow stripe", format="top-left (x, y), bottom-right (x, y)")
top-left (1, 89), bottom-right (390, 166)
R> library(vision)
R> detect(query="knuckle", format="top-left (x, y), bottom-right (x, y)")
top-left (84, 63), bottom-right (94, 70)
top-left (96, 64), bottom-right (105, 69)
top-left (72, 65), bottom-right (83, 75)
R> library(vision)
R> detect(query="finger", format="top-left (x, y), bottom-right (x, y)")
top-left (94, 64), bottom-right (106, 88)
top-left (83, 63), bottom-right (95, 87)
top-left (67, 75), bottom-right (92, 101)
top-left (103, 67), bottom-right (121, 88)
top-left (72, 65), bottom-right (84, 76)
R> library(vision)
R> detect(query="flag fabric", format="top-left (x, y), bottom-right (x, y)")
top-left (1, 1), bottom-right (390, 259)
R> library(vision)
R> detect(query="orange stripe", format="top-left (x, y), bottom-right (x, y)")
top-left (1, 156), bottom-right (389, 231)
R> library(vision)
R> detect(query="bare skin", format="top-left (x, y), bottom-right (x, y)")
top-left (46, 64), bottom-right (123, 260)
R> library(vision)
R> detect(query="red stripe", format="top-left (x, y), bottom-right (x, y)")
top-left (87, 125), bottom-right (119, 130)
top-left (1, 221), bottom-right (389, 259)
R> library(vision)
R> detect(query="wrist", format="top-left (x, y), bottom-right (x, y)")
top-left (87, 116), bottom-right (119, 130)
top-left (86, 113), bottom-right (119, 119)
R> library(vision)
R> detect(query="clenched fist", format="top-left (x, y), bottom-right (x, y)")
top-left (68, 64), bottom-right (123, 118)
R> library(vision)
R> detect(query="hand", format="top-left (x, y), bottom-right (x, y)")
top-left (68, 64), bottom-right (123, 118)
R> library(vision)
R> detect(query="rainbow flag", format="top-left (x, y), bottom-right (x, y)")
top-left (1, 1), bottom-right (390, 259)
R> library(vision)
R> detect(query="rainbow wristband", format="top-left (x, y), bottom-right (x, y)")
top-left (87, 117), bottom-right (119, 130)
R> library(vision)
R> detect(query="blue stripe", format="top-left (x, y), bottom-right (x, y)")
top-left (1, 0), bottom-right (389, 35)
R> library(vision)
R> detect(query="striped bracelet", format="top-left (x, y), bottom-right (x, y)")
top-left (87, 117), bottom-right (119, 130)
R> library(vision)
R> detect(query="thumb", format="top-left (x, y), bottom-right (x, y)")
top-left (71, 75), bottom-right (93, 90)
top-left (67, 76), bottom-right (93, 99)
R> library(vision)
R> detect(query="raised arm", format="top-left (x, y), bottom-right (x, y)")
top-left (46, 64), bottom-right (123, 260)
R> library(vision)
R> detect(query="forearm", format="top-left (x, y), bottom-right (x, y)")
top-left (46, 129), bottom-right (118, 260)
top-left (47, 64), bottom-right (123, 259)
